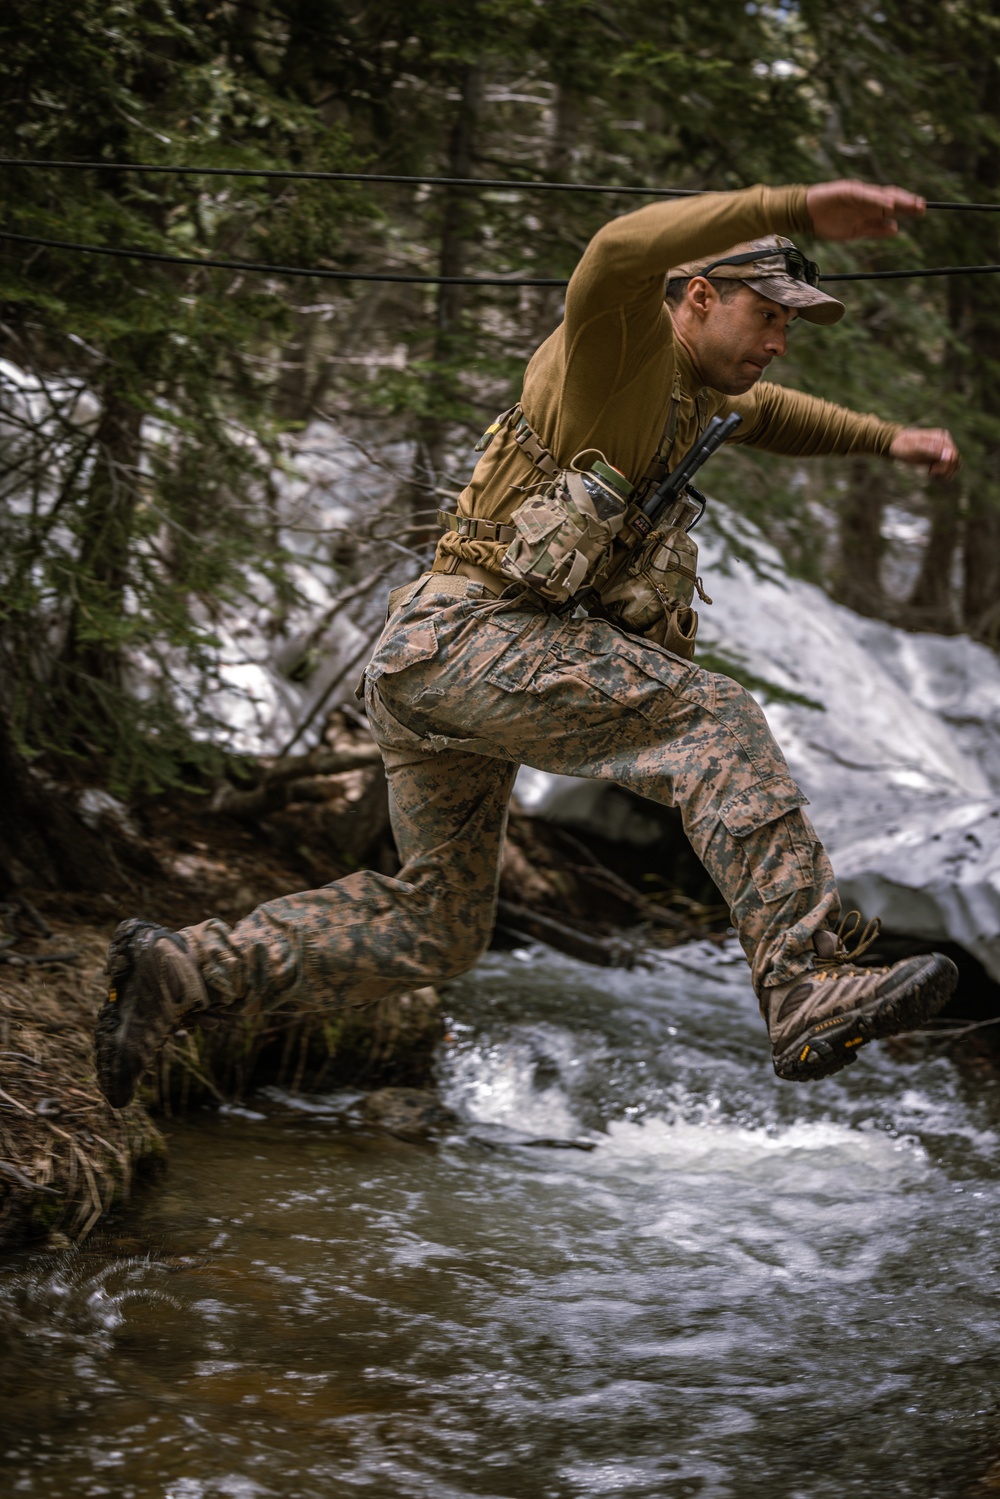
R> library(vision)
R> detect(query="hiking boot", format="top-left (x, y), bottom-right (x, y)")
top-left (94, 918), bottom-right (210, 1109)
top-left (764, 914), bottom-right (958, 1083)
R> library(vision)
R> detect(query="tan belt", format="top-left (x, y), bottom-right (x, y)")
top-left (386, 563), bottom-right (505, 619)
top-left (429, 556), bottom-right (506, 596)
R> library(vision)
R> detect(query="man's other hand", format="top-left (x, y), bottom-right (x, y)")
top-left (806, 180), bottom-right (925, 240)
top-left (889, 427), bottom-right (962, 478)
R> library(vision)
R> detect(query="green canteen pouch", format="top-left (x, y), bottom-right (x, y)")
top-left (500, 470), bottom-right (626, 605)
top-left (598, 524), bottom-right (707, 658)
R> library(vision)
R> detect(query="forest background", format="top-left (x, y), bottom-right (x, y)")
top-left (1, 0), bottom-right (998, 875)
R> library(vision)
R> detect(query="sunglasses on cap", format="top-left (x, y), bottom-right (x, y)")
top-left (698, 246), bottom-right (820, 288)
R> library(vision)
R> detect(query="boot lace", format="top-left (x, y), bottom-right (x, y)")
top-left (814, 911), bottom-right (883, 971)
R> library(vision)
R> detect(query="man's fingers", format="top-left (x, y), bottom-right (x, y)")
top-left (890, 427), bottom-right (961, 477)
top-left (929, 435), bottom-right (961, 475)
top-left (858, 185), bottom-right (924, 235)
top-left (930, 446), bottom-right (961, 477)
top-left (880, 188), bottom-right (925, 218)
top-left (807, 180), bottom-right (926, 240)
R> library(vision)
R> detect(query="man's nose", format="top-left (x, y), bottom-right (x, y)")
top-left (764, 327), bottom-right (787, 357)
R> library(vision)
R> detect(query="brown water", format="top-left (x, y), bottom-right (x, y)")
top-left (3, 943), bottom-right (1000, 1498)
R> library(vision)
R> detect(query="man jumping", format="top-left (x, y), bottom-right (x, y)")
top-left (95, 178), bottom-right (960, 1108)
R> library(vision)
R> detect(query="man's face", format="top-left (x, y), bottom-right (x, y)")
top-left (683, 281), bottom-right (797, 395)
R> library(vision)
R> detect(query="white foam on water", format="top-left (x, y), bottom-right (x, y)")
top-left (443, 1027), bottom-right (587, 1139)
top-left (547, 1111), bottom-right (936, 1295)
top-left (559, 1455), bottom-right (733, 1497)
top-left (589, 1113), bottom-right (929, 1186)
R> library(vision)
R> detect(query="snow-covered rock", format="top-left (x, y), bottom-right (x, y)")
top-left (518, 505), bottom-right (1000, 980)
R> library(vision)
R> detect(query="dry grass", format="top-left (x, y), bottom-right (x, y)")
top-left (0, 906), bottom-right (442, 1254)
top-left (153, 985), bottom-right (443, 1116)
top-left (0, 920), bottom-right (164, 1252)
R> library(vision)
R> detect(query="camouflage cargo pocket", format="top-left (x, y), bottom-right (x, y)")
top-left (480, 606), bottom-right (569, 692)
top-left (365, 614), bottom-right (439, 686)
top-left (719, 774), bottom-right (815, 903)
top-left (600, 524), bottom-right (700, 636)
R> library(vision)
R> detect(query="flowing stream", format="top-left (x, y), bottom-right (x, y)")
top-left (3, 941), bottom-right (1000, 1498)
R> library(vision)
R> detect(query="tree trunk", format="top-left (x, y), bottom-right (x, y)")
top-left (60, 374), bottom-right (145, 688)
top-left (906, 276), bottom-right (964, 632)
top-left (407, 62), bottom-right (484, 545)
top-left (930, 100), bottom-right (1000, 641)
top-left (905, 486), bottom-right (962, 632)
top-left (960, 284), bottom-right (1000, 643)
top-left (529, 84), bottom-right (581, 347)
top-left (963, 495), bottom-right (1000, 644)
top-left (831, 458), bottom-right (885, 617)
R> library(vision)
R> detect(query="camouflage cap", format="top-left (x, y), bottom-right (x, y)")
top-left (668, 235), bottom-right (845, 326)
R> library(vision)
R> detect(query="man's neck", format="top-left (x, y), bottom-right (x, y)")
top-left (672, 327), bottom-right (708, 393)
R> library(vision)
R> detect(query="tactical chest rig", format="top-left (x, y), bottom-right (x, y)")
top-left (437, 384), bottom-right (740, 661)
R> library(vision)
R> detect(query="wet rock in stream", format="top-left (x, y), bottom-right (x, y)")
top-left (360, 1087), bottom-right (458, 1142)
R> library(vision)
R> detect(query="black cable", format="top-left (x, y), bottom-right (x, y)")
top-left (0, 229), bottom-right (567, 285)
top-left (1, 158), bottom-right (998, 210)
top-left (2, 226), bottom-right (1000, 286)
top-left (0, 157), bottom-right (700, 198)
top-left (822, 265), bottom-right (1000, 280)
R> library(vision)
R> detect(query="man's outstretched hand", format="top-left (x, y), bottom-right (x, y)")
top-left (890, 427), bottom-right (961, 478)
top-left (806, 179), bottom-right (926, 240)
top-left (805, 185), bottom-right (957, 479)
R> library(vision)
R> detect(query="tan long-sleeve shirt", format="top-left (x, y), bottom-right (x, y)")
top-left (436, 183), bottom-right (900, 574)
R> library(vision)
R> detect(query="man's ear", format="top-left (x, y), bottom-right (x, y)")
top-left (686, 276), bottom-right (716, 320)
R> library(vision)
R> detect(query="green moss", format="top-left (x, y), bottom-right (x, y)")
top-left (321, 1019), bottom-right (343, 1056)
top-left (29, 1194), bottom-right (66, 1235)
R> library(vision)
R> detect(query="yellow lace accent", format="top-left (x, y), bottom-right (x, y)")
top-left (815, 911), bottom-right (882, 970)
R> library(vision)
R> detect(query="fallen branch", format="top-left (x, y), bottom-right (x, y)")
top-left (0, 1159), bottom-right (60, 1195)
top-left (0, 898), bottom-right (53, 939)
top-left (495, 899), bottom-right (639, 968)
top-left (0, 950), bottom-right (81, 967)
top-left (544, 823), bottom-right (723, 939)
top-left (211, 743), bottom-right (383, 819)
top-left (898, 1015), bottom-right (1000, 1042)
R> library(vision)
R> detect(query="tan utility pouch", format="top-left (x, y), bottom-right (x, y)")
top-left (500, 470), bottom-right (626, 605)
top-left (599, 522), bottom-right (708, 661)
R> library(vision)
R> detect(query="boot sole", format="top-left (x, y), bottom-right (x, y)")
top-left (95, 919), bottom-right (185, 1109)
top-left (94, 1000), bottom-right (134, 1110)
top-left (772, 953), bottom-right (958, 1083)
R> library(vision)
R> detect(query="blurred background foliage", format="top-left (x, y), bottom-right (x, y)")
top-left (0, 0), bottom-right (997, 801)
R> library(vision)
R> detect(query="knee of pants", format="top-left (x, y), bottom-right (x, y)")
top-left (417, 900), bottom-right (495, 981)
top-left (711, 674), bottom-right (790, 773)
top-left (437, 920), bottom-right (494, 980)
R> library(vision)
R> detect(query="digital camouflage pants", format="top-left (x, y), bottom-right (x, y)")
top-left (183, 575), bottom-right (841, 1014)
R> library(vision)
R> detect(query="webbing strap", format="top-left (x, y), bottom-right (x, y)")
top-left (474, 404), bottom-right (519, 454)
top-left (437, 509), bottom-right (516, 545)
top-left (512, 412), bottom-right (561, 478)
top-left (638, 371), bottom-right (683, 492)
top-left (473, 383), bottom-right (686, 496)
top-left (429, 558), bottom-right (506, 595)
